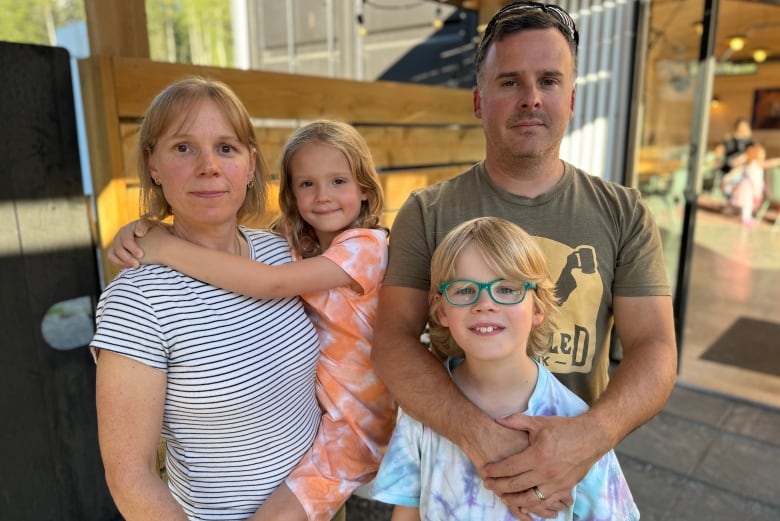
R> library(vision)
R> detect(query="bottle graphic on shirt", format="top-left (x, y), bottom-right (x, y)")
top-left (555, 247), bottom-right (597, 305)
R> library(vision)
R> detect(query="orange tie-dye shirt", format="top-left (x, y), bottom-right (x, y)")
top-left (286, 228), bottom-right (397, 521)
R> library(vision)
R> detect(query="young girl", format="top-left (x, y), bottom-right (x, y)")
top-left (722, 143), bottom-right (780, 226)
top-left (110, 120), bottom-right (397, 521)
top-left (366, 217), bottom-right (639, 521)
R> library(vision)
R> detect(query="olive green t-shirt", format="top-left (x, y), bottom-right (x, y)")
top-left (385, 161), bottom-right (670, 404)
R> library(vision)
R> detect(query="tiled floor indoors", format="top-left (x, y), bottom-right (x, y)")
top-left (662, 199), bottom-right (780, 409)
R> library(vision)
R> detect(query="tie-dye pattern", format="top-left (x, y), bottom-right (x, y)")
top-left (286, 228), bottom-right (397, 521)
top-left (366, 359), bottom-right (639, 520)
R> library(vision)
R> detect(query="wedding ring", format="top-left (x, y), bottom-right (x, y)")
top-left (533, 486), bottom-right (546, 502)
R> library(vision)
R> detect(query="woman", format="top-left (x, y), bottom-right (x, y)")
top-left (91, 77), bottom-right (321, 521)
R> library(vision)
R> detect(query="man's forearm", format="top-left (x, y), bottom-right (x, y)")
top-left (587, 337), bottom-right (677, 451)
top-left (588, 296), bottom-right (678, 452)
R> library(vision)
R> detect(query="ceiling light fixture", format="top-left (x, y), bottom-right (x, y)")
top-left (728, 36), bottom-right (746, 51)
top-left (356, 13), bottom-right (367, 36)
top-left (753, 49), bottom-right (767, 63)
top-left (433, 6), bottom-right (443, 29)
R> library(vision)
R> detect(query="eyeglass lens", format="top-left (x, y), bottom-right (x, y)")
top-left (442, 280), bottom-right (531, 306)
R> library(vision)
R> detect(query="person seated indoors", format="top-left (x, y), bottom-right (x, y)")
top-left (721, 143), bottom-right (780, 226)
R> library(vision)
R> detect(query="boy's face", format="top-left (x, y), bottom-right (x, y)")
top-left (437, 243), bottom-right (544, 363)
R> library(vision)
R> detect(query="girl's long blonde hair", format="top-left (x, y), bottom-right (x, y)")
top-left (270, 120), bottom-right (385, 258)
top-left (428, 217), bottom-right (559, 359)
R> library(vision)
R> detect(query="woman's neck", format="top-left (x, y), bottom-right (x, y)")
top-left (171, 220), bottom-right (243, 256)
top-left (452, 354), bottom-right (539, 419)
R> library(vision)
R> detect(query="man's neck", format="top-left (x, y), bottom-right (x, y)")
top-left (484, 156), bottom-right (565, 198)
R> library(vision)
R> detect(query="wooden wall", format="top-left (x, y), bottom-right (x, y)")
top-left (708, 61), bottom-right (780, 157)
top-left (79, 1), bottom-right (485, 284)
top-left (643, 59), bottom-right (780, 157)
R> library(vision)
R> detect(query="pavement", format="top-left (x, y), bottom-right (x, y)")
top-left (344, 384), bottom-right (780, 520)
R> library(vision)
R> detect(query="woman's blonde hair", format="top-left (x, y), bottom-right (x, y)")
top-left (269, 120), bottom-right (385, 258)
top-left (137, 76), bottom-right (268, 222)
top-left (428, 217), bottom-right (558, 359)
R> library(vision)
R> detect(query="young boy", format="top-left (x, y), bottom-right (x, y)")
top-left (367, 217), bottom-right (639, 520)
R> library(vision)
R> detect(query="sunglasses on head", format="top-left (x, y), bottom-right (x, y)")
top-left (483, 1), bottom-right (579, 46)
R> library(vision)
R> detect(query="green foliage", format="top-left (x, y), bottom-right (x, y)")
top-left (0, 0), bottom-right (234, 68)
top-left (0, 0), bottom-right (85, 46)
top-left (146, 0), bottom-right (234, 67)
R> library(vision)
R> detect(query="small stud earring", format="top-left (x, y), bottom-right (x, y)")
top-left (153, 177), bottom-right (161, 186)
top-left (247, 180), bottom-right (254, 188)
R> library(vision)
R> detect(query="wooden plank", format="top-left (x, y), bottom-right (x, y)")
top-left (357, 126), bottom-right (484, 168)
top-left (78, 57), bottom-right (133, 283)
top-left (110, 56), bottom-right (478, 125)
top-left (120, 123), bottom-right (484, 181)
top-left (83, 0), bottom-right (149, 58)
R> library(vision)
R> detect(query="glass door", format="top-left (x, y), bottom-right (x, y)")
top-left (634, 0), bottom-right (780, 408)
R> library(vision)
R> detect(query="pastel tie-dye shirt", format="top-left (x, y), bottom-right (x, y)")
top-left (286, 228), bottom-right (397, 521)
top-left (366, 358), bottom-right (639, 520)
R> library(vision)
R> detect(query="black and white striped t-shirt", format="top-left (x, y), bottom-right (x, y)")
top-left (92, 228), bottom-right (320, 520)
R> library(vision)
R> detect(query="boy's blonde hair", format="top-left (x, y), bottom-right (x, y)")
top-left (428, 217), bottom-right (558, 359)
top-left (137, 76), bottom-right (267, 222)
top-left (270, 120), bottom-right (385, 258)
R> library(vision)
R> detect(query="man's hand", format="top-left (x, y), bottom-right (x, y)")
top-left (483, 414), bottom-right (605, 518)
top-left (460, 416), bottom-right (573, 520)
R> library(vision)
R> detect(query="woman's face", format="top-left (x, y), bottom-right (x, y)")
top-left (148, 98), bottom-right (256, 231)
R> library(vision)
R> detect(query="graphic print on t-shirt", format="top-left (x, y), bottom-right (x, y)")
top-left (536, 238), bottom-right (602, 374)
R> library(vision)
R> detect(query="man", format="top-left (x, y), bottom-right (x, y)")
top-left (372, 2), bottom-right (677, 519)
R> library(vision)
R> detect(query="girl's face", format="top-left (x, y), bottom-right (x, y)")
top-left (289, 142), bottom-right (368, 249)
top-left (148, 98), bottom-right (256, 233)
top-left (437, 243), bottom-right (544, 363)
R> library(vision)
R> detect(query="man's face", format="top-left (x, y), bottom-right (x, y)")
top-left (474, 28), bottom-right (576, 163)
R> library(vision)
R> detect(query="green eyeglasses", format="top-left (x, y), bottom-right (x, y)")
top-left (438, 279), bottom-right (537, 306)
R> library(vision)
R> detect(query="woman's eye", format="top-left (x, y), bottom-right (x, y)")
top-left (176, 144), bottom-right (189, 153)
top-left (219, 144), bottom-right (234, 154)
